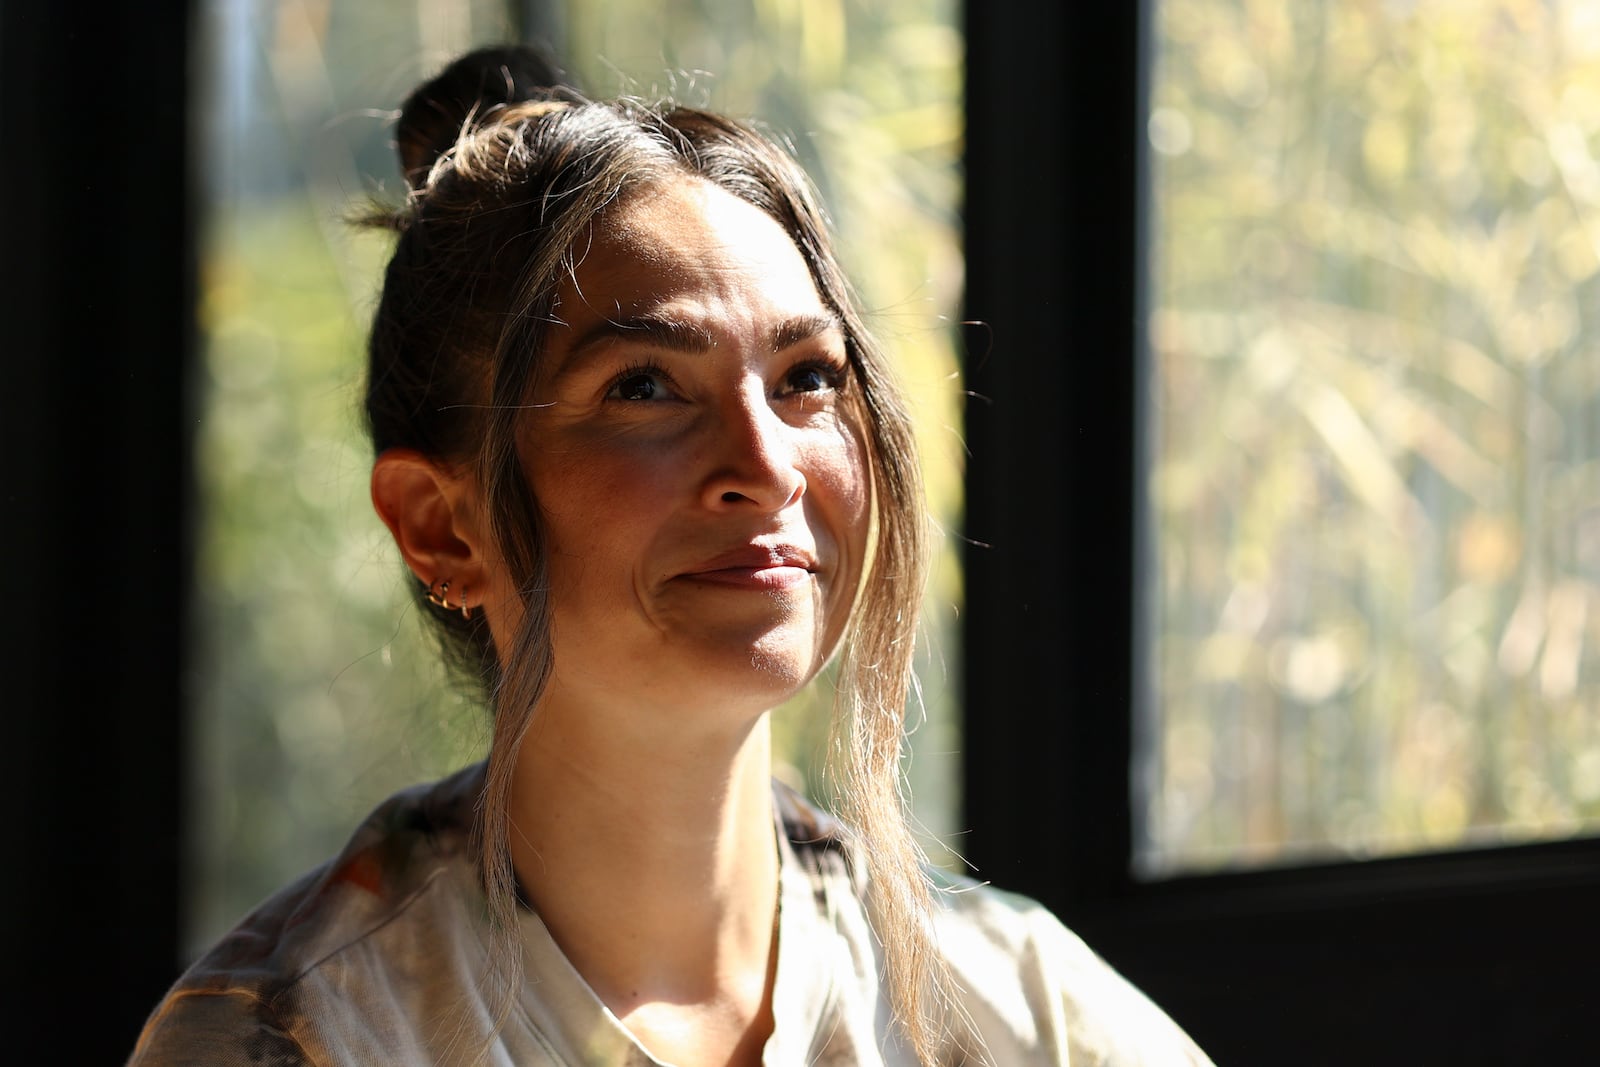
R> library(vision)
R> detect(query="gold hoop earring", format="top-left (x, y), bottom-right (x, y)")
top-left (426, 579), bottom-right (474, 621)
top-left (426, 579), bottom-right (452, 611)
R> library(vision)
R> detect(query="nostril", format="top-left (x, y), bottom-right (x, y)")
top-left (721, 490), bottom-right (745, 503)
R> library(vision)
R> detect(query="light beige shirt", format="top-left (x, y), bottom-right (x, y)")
top-left (131, 765), bottom-right (1212, 1066)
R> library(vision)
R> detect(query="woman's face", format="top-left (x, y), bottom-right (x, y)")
top-left (516, 177), bottom-right (870, 719)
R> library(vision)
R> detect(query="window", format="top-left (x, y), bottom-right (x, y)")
top-left (963, 4), bottom-right (1600, 1063)
top-left (1145, 0), bottom-right (1600, 875)
top-left (190, 0), bottom-right (517, 955)
top-left (19, 2), bottom-right (1596, 1062)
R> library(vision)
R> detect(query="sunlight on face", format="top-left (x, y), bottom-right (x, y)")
top-left (520, 178), bottom-right (870, 722)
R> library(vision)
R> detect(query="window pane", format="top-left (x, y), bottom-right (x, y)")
top-left (191, 0), bottom-right (519, 955)
top-left (1142, 0), bottom-right (1600, 874)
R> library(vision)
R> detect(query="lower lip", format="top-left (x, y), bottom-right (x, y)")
top-left (684, 566), bottom-right (814, 591)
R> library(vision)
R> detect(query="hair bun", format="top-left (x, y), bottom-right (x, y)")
top-left (396, 44), bottom-right (576, 189)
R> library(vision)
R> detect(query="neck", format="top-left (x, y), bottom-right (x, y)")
top-left (506, 688), bottom-right (780, 1061)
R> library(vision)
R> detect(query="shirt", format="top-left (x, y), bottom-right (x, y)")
top-left (130, 764), bottom-right (1213, 1065)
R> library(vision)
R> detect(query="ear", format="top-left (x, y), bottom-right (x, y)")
top-left (370, 449), bottom-right (494, 603)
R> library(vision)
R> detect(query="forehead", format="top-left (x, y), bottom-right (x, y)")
top-left (555, 177), bottom-right (828, 329)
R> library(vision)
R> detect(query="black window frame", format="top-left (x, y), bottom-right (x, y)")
top-left (961, 3), bottom-right (1600, 1063)
top-left (3, 3), bottom-right (194, 1060)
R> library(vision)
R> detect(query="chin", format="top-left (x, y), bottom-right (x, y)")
top-left (684, 628), bottom-right (827, 711)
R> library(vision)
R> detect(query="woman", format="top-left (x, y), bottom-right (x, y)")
top-left (132, 46), bottom-right (1212, 1066)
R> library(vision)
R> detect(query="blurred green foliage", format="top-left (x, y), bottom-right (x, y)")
top-left (1146, 0), bottom-right (1600, 872)
top-left (191, 0), bottom-right (962, 953)
top-left (190, 0), bottom-right (515, 952)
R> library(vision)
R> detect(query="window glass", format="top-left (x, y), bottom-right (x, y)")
top-left (1143, 0), bottom-right (1600, 874)
top-left (192, 0), bottom-right (963, 955)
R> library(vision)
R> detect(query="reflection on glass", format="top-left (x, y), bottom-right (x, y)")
top-left (1143, 0), bottom-right (1600, 875)
top-left (192, 0), bottom-right (963, 955)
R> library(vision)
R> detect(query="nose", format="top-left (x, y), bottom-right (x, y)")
top-left (700, 381), bottom-right (806, 512)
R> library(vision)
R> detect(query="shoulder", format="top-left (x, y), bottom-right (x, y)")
top-left (930, 871), bottom-right (1214, 1067)
top-left (772, 777), bottom-right (855, 878)
top-left (770, 785), bottom-right (1212, 1065)
top-left (131, 989), bottom-right (312, 1066)
top-left (129, 764), bottom-right (489, 1065)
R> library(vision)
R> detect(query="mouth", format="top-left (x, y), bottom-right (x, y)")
top-left (679, 544), bottom-right (819, 591)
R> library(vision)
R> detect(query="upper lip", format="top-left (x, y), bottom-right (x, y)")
top-left (681, 543), bottom-right (818, 576)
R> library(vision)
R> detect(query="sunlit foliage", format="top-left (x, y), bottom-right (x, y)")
top-left (1145, 0), bottom-right (1600, 872)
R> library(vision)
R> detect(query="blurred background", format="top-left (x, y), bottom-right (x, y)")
top-left (1143, 0), bottom-right (1600, 874)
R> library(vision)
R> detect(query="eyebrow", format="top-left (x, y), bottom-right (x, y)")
top-left (566, 312), bottom-right (718, 361)
top-left (560, 309), bottom-right (845, 373)
top-left (770, 311), bottom-right (844, 353)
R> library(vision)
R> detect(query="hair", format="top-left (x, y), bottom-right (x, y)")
top-left (363, 45), bottom-right (957, 1063)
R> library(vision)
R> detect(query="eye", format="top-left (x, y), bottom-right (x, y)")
top-left (781, 359), bottom-right (846, 396)
top-left (605, 364), bottom-right (673, 402)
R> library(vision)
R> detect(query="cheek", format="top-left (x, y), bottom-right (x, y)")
top-left (520, 453), bottom-right (668, 614)
top-left (814, 422), bottom-right (872, 562)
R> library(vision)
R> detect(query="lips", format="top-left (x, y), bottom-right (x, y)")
top-left (678, 544), bottom-right (819, 591)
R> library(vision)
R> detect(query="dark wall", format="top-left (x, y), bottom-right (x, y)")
top-left (0, 4), bottom-right (192, 1056)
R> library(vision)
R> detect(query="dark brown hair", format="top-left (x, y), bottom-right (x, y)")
top-left (363, 45), bottom-right (953, 1062)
